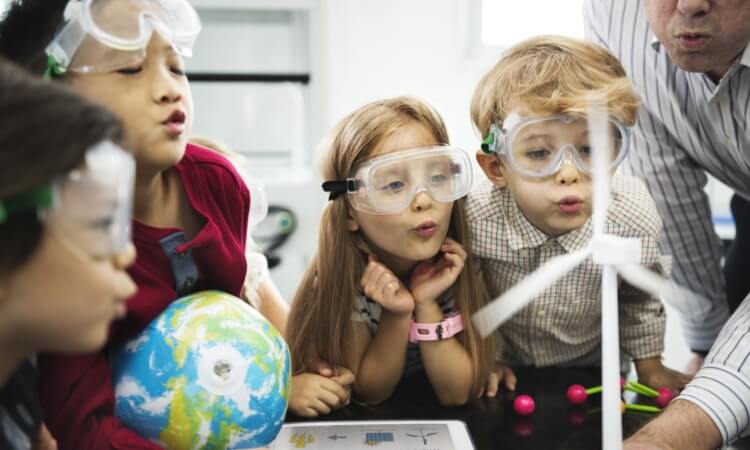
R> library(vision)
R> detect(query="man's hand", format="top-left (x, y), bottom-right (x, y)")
top-left (623, 400), bottom-right (722, 450)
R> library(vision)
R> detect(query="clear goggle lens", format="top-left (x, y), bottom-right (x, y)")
top-left (346, 146), bottom-right (473, 214)
top-left (47, 0), bottom-right (201, 73)
top-left (490, 115), bottom-right (629, 178)
top-left (43, 140), bottom-right (135, 258)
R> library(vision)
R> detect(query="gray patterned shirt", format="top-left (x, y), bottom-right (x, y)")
top-left (466, 175), bottom-right (668, 366)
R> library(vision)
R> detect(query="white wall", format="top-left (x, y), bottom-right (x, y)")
top-left (324, 0), bottom-right (491, 154)
top-left (263, 0), bottom-right (496, 301)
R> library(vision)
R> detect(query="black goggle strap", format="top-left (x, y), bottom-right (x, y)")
top-left (321, 179), bottom-right (358, 201)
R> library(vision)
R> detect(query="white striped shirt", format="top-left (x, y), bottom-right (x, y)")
top-left (584, 0), bottom-right (750, 351)
top-left (679, 295), bottom-right (750, 446)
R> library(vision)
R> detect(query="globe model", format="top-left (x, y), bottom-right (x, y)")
top-left (112, 290), bottom-right (291, 449)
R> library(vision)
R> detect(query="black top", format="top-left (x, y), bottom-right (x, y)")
top-left (287, 366), bottom-right (748, 450)
top-left (0, 359), bottom-right (41, 450)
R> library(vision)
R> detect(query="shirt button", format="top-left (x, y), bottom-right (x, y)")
top-left (183, 277), bottom-right (195, 290)
top-left (177, 251), bottom-right (187, 260)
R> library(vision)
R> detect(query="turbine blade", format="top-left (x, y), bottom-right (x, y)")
top-left (617, 263), bottom-right (711, 318)
top-left (473, 248), bottom-right (592, 337)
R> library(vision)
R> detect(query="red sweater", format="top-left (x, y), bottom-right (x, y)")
top-left (38, 144), bottom-right (250, 449)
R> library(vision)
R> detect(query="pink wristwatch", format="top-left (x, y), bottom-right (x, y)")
top-left (409, 313), bottom-right (464, 343)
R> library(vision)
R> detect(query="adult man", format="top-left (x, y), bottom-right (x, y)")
top-left (584, 0), bottom-right (750, 447)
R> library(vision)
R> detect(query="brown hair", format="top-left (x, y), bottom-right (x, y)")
top-left (0, 58), bottom-right (123, 275)
top-left (470, 35), bottom-right (640, 138)
top-left (286, 96), bottom-right (495, 396)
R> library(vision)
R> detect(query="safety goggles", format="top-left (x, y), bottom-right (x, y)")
top-left (481, 114), bottom-right (631, 179)
top-left (323, 146), bottom-right (473, 215)
top-left (0, 141), bottom-right (135, 259)
top-left (46, 0), bottom-right (201, 75)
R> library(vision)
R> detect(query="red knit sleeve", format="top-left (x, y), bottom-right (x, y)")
top-left (38, 352), bottom-right (164, 450)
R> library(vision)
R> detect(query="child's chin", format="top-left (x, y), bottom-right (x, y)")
top-left (407, 246), bottom-right (443, 264)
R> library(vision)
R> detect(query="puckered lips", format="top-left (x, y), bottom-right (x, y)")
top-left (413, 220), bottom-right (438, 238)
top-left (162, 109), bottom-right (186, 137)
top-left (557, 195), bottom-right (584, 214)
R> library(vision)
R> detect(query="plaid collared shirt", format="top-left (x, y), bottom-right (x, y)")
top-left (466, 175), bottom-right (668, 366)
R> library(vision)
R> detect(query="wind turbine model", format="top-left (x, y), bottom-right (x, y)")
top-left (472, 98), bottom-right (709, 450)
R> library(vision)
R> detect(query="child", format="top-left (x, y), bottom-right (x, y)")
top-left (0, 58), bottom-right (136, 450)
top-left (468, 36), bottom-right (691, 390)
top-left (189, 135), bottom-right (355, 417)
top-left (189, 136), bottom-right (283, 322)
top-left (0, 1), bottom-right (313, 447)
top-left (286, 96), bottom-right (496, 413)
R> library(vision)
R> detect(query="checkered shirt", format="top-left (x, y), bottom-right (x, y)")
top-left (466, 174), bottom-right (668, 366)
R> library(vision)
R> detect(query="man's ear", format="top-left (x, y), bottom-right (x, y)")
top-left (476, 150), bottom-right (507, 188)
top-left (346, 206), bottom-right (360, 231)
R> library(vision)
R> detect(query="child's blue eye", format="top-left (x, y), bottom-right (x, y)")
top-left (429, 174), bottom-right (449, 184)
top-left (381, 181), bottom-right (405, 192)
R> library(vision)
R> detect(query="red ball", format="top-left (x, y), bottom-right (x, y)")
top-left (567, 384), bottom-right (588, 405)
top-left (655, 387), bottom-right (675, 408)
top-left (514, 394), bottom-right (536, 416)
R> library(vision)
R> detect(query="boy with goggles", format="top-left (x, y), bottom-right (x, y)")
top-left (323, 146), bottom-right (473, 214)
top-left (482, 113), bottom-right (630, 180)
top-left (467, 36), bottom-right (691, 397)
top-left (0, 60), bottom-right (136, 449)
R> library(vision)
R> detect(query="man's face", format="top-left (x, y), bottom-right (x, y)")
top-left (645, 0), bottom-right (750, 80)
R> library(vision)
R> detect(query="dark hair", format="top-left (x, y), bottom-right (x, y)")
top-left (0, 0), bottom-right (68, 74)
top-left (0, 57), bottom-right (123, 275)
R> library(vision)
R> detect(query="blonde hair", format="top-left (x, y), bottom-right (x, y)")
top-left (286, 96), bottom-right (495, 396)
top-left (470, 35), bottom-right (640, 138)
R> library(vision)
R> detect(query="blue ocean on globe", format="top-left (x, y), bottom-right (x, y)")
top-left (112, 290), bottom-right (291, 449)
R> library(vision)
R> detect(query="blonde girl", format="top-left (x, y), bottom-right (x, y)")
top-left (287, 96), bottom-right (496, 415)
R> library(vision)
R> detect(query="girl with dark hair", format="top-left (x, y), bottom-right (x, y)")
top-left (0, 58), bottom-right (136, 450)
top-left (0, 1), bottom-right (296, 448)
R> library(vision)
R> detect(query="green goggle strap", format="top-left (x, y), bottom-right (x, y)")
top-left (0, 186), bottom-right (53, 224)
top-left (44, 54), bottom-right (65, 81)
top-left (480, 132), bottom-right (495, 154)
